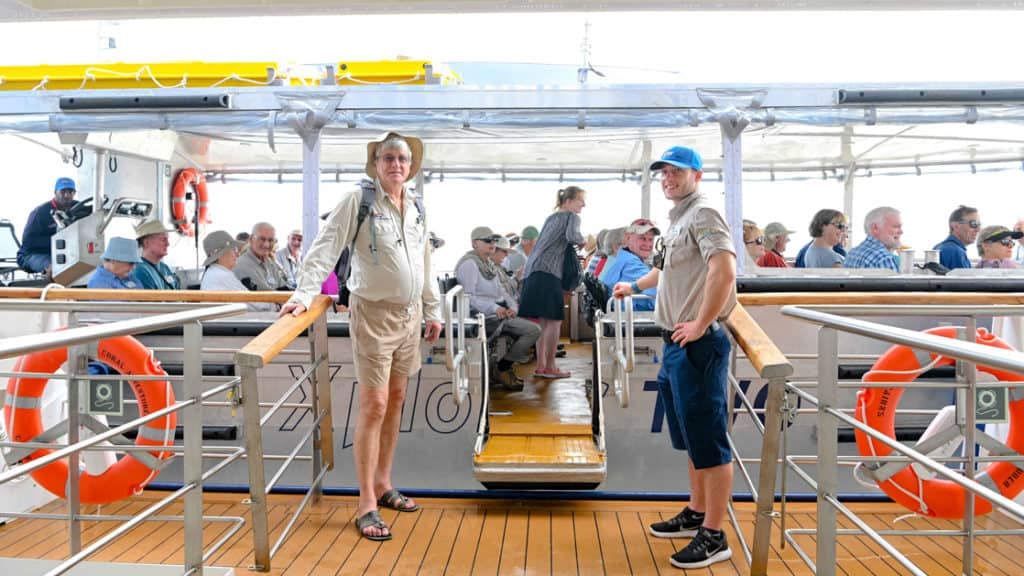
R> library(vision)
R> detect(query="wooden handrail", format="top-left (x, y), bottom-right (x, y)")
top-left (235, 295), bottom-right (333, 368)
top-left (739, 292), bottom-right (1024, 306)
top-left (725, 302), bottom-right (793, 380)
top-left (0, 287), bottom-right (291, 303)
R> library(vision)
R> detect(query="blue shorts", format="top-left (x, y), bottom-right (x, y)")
top-left (655, 325), bottom-right (733, 469)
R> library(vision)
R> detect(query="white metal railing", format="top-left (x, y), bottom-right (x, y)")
top-left (772, 304), bottom-right (1024, 576)
top-left (0, 300), bottom-right (247, 576)
top-left (444, 285), bottom-right (471, 406)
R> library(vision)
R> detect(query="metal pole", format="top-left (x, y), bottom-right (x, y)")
top-left (239, 364), bottom-right (270, 571)
top-left (962, 317), bottom-right (977, 575)
top-left (640, 139), bottom-right (652, 219)
top-left (310, 315), bottom-right (334, 492)
top-left (301, 131), bottom-right (321, 255)
top-left (66, 342), bottom-right (85, 555)
top-left (720, 119), bottom-right (745, 275)
top-left (841, 126), bottom-right (856, 247)
top-left (750, 376), bottom-right (787, 576)
top-left (816, 326), bottom-right (838, 576)
top-left (183, 321), bottom-right (204, 575)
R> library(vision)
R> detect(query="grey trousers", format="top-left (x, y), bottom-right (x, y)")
top-left (484, 315), bottom-right (541, 364)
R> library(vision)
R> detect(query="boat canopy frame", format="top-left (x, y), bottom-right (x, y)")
top-left (3, 81), bottom-right (1024, 269)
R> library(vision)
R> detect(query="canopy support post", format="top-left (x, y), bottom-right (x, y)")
top-left (720, 113), bottom-right (748, 275)
top-left (301, 135), bottom-right (321, 253)
top-left (841, 126), bottom-right (856, 247)
top-left (640, 139), bottom-right (652, 219)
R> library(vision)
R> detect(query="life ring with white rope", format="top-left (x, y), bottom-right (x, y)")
top-left (2, 334), bottom-right (176, 505)
top-left (171, 167), bottom-right (209, 237)
top-left (855, 325), bottom-right (1024, 518)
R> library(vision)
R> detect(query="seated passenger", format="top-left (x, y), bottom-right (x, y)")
top-left (201, 230), bottom-right (276, 311)
top-left (934, 205), bottom-right (980, 270)
top-left (596, 227), bottom-right (626, 283)
top-left (129, 220), bottom-right (181, 290)
top-left (490, 236), bottom-right (521, 302)
top-left (504, 225), bottom-right (537, 279)
top-left (584, 229), bottom-right (609, 275)
top-left (86, 237), bottom-right (141, 289)
top-left (844, 206), bottom-right (902, 271)
top-left (804, 209), bottom-right (846, 268)
top-left (975, 225), bottom-right (1022, 269)
top-left (275, 229), bottom-right (303, 289)
top-left (456, 226), bottom-right (541, 390)
top-left (742, 220), bottom-right (764, 271)
top-left (601, 219), bottom-right (658, 310)
top-left (17, 177), bottom-right (83, 276)
top-left (235, 222), bottom-right (289, 291)
top-left (757, 222), bottom-right (793, 268)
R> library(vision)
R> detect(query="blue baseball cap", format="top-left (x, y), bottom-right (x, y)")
top-left (650, 146), bottom-right (703, 172)
top-left (54, 177), bottom-right (76, 192)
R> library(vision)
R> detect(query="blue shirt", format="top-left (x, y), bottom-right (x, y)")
top-left (601, 249), bottom-right (656, 310)
top-left (934, 234), bottom-right (972, 270)
top-left (794, 241), bottom-right (846, 268)
top-left (844, 236), bottom-right (898, 271)
top-left (87, 266), bottom-right (139, 289)
top-left (129, 258), bottom-right (181, 290)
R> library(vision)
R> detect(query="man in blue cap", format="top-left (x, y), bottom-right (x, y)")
top-left (613, 145), bottom-right (736, 569)
top-left (17, 177), bottom-right (82, 275)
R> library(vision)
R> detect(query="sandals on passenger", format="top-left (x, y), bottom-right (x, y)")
top-left (377, 488), bottom-right (420, 512)
top-left (354, 510), bottom-right (392, 541)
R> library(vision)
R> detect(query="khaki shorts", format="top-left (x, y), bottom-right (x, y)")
top-left (349, 294), bottom-right (423, 388)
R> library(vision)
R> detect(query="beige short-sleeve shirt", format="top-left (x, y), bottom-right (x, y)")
top-left (654, 192), bottom-right (737, 330)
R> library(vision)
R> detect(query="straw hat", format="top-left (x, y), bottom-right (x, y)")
top-left (135, 219), bottom-right (174, 239)
top-left (365, 131), bottom-right (423, 182)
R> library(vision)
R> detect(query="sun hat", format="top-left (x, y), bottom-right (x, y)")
top-left (471, 226), bottom-right (500, 242)
top-left (650, 146), bottom-right (703, 172)
top-left (101, 237), bottom-right (141, 263)
top-left (135, 219), bottom-right (174, 239)
top-left (203, 230), bottom-right (245, 267)
top-left (494, 236), bottom-right (511, 251)
top-left (764, 222), bottom-right (796, 241)
top-left (365, 131), bottom-right (424, 182)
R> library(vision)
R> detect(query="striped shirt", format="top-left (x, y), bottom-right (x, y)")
top-left (523, 211), bottom-right (583, 279)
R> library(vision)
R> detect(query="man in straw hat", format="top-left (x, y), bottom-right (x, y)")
top-left (129, 219), bottom-right (180, 290)
top-left (281, 132), bottom-right (441, 541)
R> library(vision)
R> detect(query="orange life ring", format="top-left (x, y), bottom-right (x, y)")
top-left (2, 334), bottom-right (176, 505)
top-left (855, 326), bottom-right (1024, 518)
top-left (171, 167), bottom-right (210, 237)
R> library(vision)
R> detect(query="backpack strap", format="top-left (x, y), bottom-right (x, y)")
top-left (357, 179), bottom-right (379, 265)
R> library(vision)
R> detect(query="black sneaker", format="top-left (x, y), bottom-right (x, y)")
top-left (649, 507), bottom-right (704, 538)
top-left (669, 526), bottom-right (732, 569)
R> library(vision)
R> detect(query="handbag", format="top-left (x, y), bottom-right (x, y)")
top-left (561, 243), bottom-right (582, 291)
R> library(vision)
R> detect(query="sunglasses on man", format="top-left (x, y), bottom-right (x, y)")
top-left (958, 219), bottom-right (981, 229)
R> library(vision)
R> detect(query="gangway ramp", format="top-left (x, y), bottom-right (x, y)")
top-left (473, 347), bottom-right (605, 489)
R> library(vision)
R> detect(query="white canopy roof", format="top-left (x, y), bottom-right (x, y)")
top-left (2, 82), bottom-right (1023, 179)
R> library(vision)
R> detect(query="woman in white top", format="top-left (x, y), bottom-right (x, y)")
top-left (201, 230), bottom-right (277, 311)
top-left (805, 209), bottom-right (847, 268)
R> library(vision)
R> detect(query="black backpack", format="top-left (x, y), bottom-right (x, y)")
top-left (334, 180), bottom-right (425, 306)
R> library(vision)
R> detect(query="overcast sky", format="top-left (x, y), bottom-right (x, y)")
top-left (1, 11), bottom-right (1022, 84)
